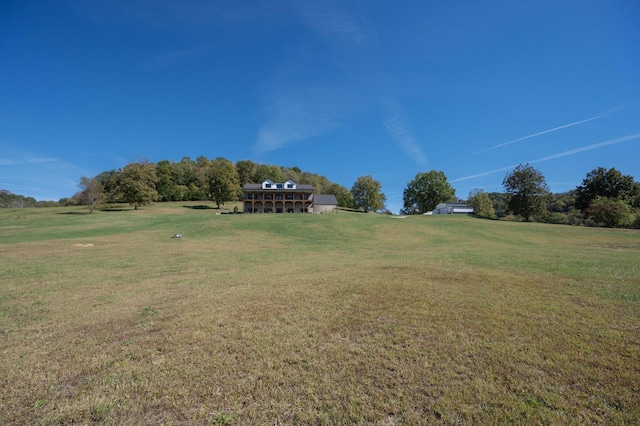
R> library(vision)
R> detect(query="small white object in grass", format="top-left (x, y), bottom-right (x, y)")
top-left (173, 233), bottom-right (182, 238)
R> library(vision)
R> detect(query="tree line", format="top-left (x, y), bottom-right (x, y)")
top-left (4, 157), bottom-right (639, 228)
top-left (355, 164), bottom-right (639, 229)
top-left (72, 157), bottom-right (357, 211)
top-left (467, 165), bottom-right (640, 228)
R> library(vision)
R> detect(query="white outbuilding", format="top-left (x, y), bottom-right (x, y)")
top-left (432, 203), bottom-right (474, 215)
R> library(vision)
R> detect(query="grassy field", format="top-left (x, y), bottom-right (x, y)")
top-left (1, 203), bottom-right (639, 425)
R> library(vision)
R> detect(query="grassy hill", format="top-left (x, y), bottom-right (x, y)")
top-left (1, 203), bottom-right (639, 424)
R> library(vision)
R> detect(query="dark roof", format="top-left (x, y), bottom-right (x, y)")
top-left (243, 184), bottom-right (262, 190)
top-left (312, 194), bottom-right (338, 205)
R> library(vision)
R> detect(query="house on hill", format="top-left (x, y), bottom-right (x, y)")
top-left (243, 180), bottom-right (313, 213)
top-left (432, 202), bottom-right (474, 215)
top-left (242, 180), bottom-right (340, 213)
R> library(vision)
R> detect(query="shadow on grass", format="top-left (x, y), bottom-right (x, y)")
top-left (100, 207), bottom-right (137, 213)
top-left (183, 205), bottom-right (218, 210)
top-left (57, 211), bottom-right (91, 215)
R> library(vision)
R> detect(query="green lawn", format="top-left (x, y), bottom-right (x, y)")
top-left (1, 203), bottom-right (639, 424)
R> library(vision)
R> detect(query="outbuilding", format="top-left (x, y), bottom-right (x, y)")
top-left (432, 203), bottom-right (474, 215)
top-left (309, 194), bottom-right (338, 214)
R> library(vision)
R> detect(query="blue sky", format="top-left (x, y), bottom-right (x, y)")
top-left (1, 0), bottom-right (639, 213)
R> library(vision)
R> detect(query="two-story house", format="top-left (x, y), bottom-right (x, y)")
top-left (243, 180), bottom-right (314, 213)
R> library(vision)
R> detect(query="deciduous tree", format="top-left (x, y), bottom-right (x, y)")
top-left (575, 167), bottom-right (638, 212)
top-left (585, 196), bottom-right (633, 228)
top-left (467, 189), bottom-right (495, 218)
top-left (95, 170), bottom-right (120, 203)
top-left (351, 175), bottom-right (386, 213)
top-left (115, 162), bottom-right (158, 209)
top-left (207, 158), bottom-right (240, 208)
top-left (235, 160), bottom-right (259, 186)
top-left (326, 183), bottom-right (355, 208)
top-left (502, 164), bottom-right (550, 221)
top-left (74, 177), bottom-right (104, 213)
top-left (254, 164), bottom-right (283, 183)
top-left (402, 171), bottom-right (455, 214)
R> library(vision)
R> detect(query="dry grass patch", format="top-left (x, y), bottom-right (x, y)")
top-left (1, 207), bottom-right (639, 424)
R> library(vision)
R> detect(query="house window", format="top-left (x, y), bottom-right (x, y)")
top-left (265, 194), bottom-right (273, 200)
top-left (285, 194), bottom-right (293, 200)
top-left (264, 183), bottom-right (272, 188)
top-left (275, 195), bottom-right (283, 200)
top-left (277, 183), bottom-right (283, 189)
top-left (286, 183), bottom-right (294, 189)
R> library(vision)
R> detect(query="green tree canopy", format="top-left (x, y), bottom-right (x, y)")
top-left (585, 196), bottom-right (633, 228)
top-left (155, 160), bottom-right (177, 201)
top-left (207, 158), bottom-right (240, 208)
top-left (503, 164), bottom-right (550, 221)
top-left (575, 167), bottom-right (638, 212)
top-left (402, 170), bottom-right (455, 214)
top-left (326, 183), bottom-right (355, 208)
top-left (235, 160), bottom-right (259, 186)
top-left (351, 175), bottom-right (386, 213)
top-left (254, 164), bottom-right (284, 183)
top-left (467, 189), bottom-right (495, 218)
top-left (95, 170), bottom-right (120, 203)
top-left (115, 162), bottom-right (158, 209)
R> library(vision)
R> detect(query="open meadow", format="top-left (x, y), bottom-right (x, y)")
top-left (1, 203), bottom-right (639, 425)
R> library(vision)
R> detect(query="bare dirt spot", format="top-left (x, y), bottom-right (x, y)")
top-left (73, 243), bottom-right (95, 248)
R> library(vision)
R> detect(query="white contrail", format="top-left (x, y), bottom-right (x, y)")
top-left (451, 133), bottom-right (640, 183)
top-left (528, 133), bottom-right (640, 164)
top-left (472, 114), bottom-right (607, 156)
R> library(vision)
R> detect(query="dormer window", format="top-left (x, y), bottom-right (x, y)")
top-left (276, 183), bottom-right (283, 189)
top-left (264, 183), bottom-right (271, 188)
top-left (286, 183), bottom-right (294, 189)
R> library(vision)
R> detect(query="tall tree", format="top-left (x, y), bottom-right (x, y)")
top-left (326, 183), bottom-right (355, 208)
top-left (402, 171), bottom-right (455, 214)
top-left (351, 175), bottom-right (386, 213)
top-left (235, 160), bottom-right (259, 186)
top-left (502, 164), bottom-right (550, 221)
top-left (115, 162), bottom-right (158, 209)
top-left (585, 196), bottom-right (633, 228)
top-left (254, 164), bottom-right (283, 183)
top-left (575, 167), bottom-right (638, 212)
top-left (155, 160), bottom-right (176, 201)
top-left (281, 166), bottom-right (302, 183)
top-left (485, 192), bottom-right (510, 218)
top-left (95, 170), bottom-right (120, 203)
top-left (467, 189), bottom-right (495, 218)
top-left (74, 177), bottom-right (104, 213)
top-left (207, 158), bottom-right (240, 208)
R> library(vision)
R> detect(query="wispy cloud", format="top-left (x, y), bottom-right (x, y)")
top-left (383, 112), bottom-right (429, 168)
top-left (294, 0), bottom-right (374, 45)
top-left (26, 156), bottom-right (58, 164)
top-left (451, 133), bottom-right (640, 183)
top-left (0, 142), bottom-right (96, 199)
top-left (67, 0), bottom-right (284, 29)
top-left (253, 86), bottom-right (346, 156)
top-left (145, 43), bottom-right (214, 69)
